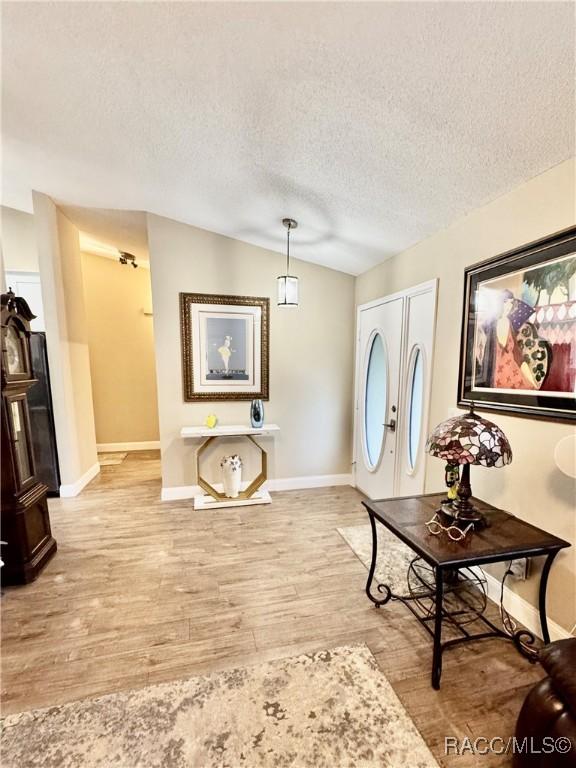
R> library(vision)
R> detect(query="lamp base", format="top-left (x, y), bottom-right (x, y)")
top-left (448, 462), bottom-right (488, 529)
top-left (441, 499), bottom-right (487, 529)
top-left (452, 499), bottom-right (487, 529)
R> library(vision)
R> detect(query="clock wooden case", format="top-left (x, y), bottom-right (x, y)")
top-left (1, 289), bottom-right (57, 584)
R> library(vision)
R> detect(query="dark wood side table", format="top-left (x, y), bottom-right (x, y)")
top-left (363, 493), bottom-right (570, 689)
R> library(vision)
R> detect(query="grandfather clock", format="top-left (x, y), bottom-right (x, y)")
top-left (1, 289), bottom-right (57, 584)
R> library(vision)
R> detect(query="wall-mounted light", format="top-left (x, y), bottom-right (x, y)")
top-left (119, 251), bottom-right (138, 269)
top-left (277, 218), bottom-right (299, 307)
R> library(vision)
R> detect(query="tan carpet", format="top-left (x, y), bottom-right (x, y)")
top-left (1, 644), bottom-right (438, 767)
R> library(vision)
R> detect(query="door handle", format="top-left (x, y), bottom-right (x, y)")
top-left (383, 418), bottom-right (396, 432)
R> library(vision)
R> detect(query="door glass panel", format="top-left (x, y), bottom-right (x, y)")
top-left (408, 347), bottom-right (424, 470)
top-left (364, 333), bottom-right (387, 467)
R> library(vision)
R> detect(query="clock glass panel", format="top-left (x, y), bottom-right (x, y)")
top-left (10, 399), bottom-right (32, 483)
top-left (5, 326), bottom-right (25, 374)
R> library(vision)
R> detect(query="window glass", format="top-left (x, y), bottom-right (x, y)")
top-left (364, 334), bottom-right (387, 467)
top-left (408, 348), bottom-right (424, 470)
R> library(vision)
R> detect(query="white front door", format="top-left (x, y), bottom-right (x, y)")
top-left (354, 280), bottom-right (438, 500)
top-left (354, 296), bottom-right (403, 499)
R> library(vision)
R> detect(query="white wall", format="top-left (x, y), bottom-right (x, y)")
top-left (2, 206), bottom-right (46, 329)
top-left (356, 159), bottom-right (576, 633)
top-left (2, 206), bottom-right (39, 272)
top-left (147, 213), bottom-right (355, 493)
top-left (33, 192), bottom-right (99, 495)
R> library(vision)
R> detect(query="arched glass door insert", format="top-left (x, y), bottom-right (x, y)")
top-left (363, 332), bottom-right (388, 470)
top-left (407, 345), bottom-right (425, 472)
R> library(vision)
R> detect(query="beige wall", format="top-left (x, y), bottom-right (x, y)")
top-left (147, 213), bottom-right (355, 490)
top-left (32, 192), bottom-right (98, 490)
top-left (81, 252), bottom-right (159, 445)
top-left (1, 206), bottom-right (39, 272)
top-left (356, 159), bottom-right (576, 633)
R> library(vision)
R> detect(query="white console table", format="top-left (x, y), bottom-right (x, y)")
top-left (180, 424), bottom-right (280, 510)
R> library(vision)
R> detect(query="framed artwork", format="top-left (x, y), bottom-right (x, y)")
top-left (180, 293), bottom-right (269, 401)
top-left (458, 226), bottom-right (576, 422)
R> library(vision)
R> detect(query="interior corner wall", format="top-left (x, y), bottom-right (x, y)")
top-left (146, 213), bottom-right (356, 491)
top-left (32, 191), bottom-right (98, 493)
top-left (355, 158), bottom-right (576, 634)
top-left (81, 251), bottom-right (160, 445)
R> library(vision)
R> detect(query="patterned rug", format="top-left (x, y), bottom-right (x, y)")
top-left (1, 645), bottom-right (438, 767)
top-left (337, 524), bottom-right (416, 596)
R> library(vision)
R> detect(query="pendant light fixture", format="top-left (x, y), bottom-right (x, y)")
top-left (277, 218), bottom-right (299, 307)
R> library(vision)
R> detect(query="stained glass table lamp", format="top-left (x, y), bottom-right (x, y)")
top-left (425, 407), bottom-right (512, 528)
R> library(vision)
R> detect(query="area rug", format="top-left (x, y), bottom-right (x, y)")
top-left (1, 644), bottom-right (438, 768)
top-left (338, 524), bottom-right (415, 596)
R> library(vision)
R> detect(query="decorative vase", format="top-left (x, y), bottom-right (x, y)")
top-left (250, 399), bottom-right (264, 428)
top-left (220, 455), bottom-right (242, 498)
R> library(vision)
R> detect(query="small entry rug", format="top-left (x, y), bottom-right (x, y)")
top-left (338, 524), bottom-right (416, 596)
top-left (1, 644), bottom-right (438, 767)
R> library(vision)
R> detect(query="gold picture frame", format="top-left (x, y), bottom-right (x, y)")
top-left (180, 292), bottom-right (270, 401)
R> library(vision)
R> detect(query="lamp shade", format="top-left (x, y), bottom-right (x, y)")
top-left (425, 410), bottom-right (512, 468)
top-left (277, 275), bottom-right (299, 306)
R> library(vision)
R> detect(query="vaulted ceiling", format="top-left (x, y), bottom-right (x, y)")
top-left (3, 2), bottom-right (574, 274)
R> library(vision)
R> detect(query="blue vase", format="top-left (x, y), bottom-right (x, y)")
top-left (250, 399), bottom-right (264, 428)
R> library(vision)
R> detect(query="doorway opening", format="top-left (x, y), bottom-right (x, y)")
top-left (2, 203), bottom-right (161, 496)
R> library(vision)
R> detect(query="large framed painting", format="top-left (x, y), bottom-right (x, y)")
top-left (180, 293), bottom-right (269, 401)
top-left (458, 226), bottom-right (576, 422)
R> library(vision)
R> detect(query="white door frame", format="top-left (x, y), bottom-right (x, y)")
top-left (353, 279), bottom-right (438, 494)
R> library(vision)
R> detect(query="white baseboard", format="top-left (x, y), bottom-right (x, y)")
top-left (161, 473), bottom-right (353, 502)
top-left (59, 462), bottom-right (100, 498)
top-left (161, 485), bottom-right (200, 501)
top-left (97, 441), bottom-right (160, 452)
top-left (482, 569), bottom-right (574, 642)
top-left (266, 474), bottom-right (353, 492)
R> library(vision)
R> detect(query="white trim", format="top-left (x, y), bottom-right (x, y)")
top-left (482, 569), bottom-right (574, 642)
top-left (180, 424), bottom-right (279, 438)
top-left (356, 278), bottom-right (438, 314)
top-left (161, 485), bottom-right (201, 501)
top-left (97, 441), bottom-right (160, 452)
top-left (59, 462), bottom-right (100, 498)
top-left (266, 474), bottom-right (353, 492)
top-left (194, 489), bottom-right (272, 510)
top-left (160, 473), bottom-right (353, 501)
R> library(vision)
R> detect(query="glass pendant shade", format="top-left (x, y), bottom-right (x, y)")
top-left (277, 275), bottom-right (299, 306)
top-left (278, 218), bottom-right (299, 307)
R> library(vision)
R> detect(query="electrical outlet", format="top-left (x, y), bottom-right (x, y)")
top-left (509, 558), bottom-right (530, 581)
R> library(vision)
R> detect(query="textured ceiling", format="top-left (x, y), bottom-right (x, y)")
top-left (2, 2), bottom-right (574, 275)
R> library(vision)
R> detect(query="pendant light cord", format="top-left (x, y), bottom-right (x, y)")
top-left (286, 223), bottom-right (291, 276)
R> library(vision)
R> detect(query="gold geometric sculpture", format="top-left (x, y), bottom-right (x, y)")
top-left (196, 434), bottom-right (268, 502)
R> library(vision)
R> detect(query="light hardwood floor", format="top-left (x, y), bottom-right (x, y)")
top-left (1, 451), bottom-right (543, 766)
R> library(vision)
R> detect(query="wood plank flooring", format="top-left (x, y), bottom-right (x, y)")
top-left (1, 451), bottom-right (543, 766)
